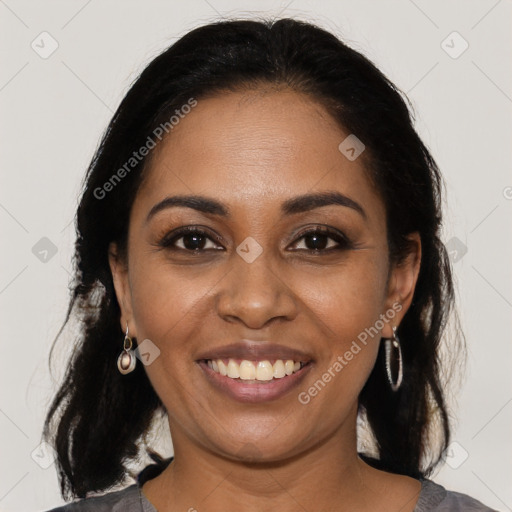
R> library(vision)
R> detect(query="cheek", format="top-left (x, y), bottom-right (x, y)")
top-left (127, 264), bottom-right (213, 414)
top-left (129, 262), bottom-right (212, 344)
top-left (295, 254), bottom-right (389, 394)
top-left (298, 253), bottom-right (389, 337)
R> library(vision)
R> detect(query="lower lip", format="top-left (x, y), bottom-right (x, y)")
top-left (197, 360), bottom-right (314, 403)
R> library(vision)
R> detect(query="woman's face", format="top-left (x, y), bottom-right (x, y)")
top-left (110, 88), bottom-right (420, 462)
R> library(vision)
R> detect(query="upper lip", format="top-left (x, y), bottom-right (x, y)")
top-left (196, 340), bottom-right (314, 363)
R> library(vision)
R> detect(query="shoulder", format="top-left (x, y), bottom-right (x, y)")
top-left (43, 483), bottom-right (152, 512)
top-left (416, 479), bottom-right (498, 511)
top-left (42, 459), bottom-right (169, 512)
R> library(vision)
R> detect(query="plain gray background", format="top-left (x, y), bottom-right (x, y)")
top-left (1, 1), bottom-right (511, 511)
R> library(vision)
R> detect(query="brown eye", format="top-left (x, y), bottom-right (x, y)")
top-left (290, 227), bottom-right (353, 252)
top-left (159, 227), bottom-right (224, 252)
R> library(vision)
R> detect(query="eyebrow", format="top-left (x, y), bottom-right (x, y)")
top-left (146, 191), bottom-right (367, 223)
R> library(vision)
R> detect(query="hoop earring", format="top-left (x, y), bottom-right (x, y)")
top-left (117, 323), bottom-right (136, 375)
top-left (384, 326), bottom-right (403, 391)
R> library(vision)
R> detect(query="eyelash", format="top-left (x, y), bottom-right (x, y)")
top-left (157, 225), bottom-right (354, 254)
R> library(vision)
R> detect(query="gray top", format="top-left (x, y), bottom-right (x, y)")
top-left (45, 478), bottom-right (498, 511)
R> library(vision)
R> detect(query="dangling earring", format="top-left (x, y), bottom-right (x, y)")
top-left (384, 326), bottom-right (403, 391)
top-left (117, 323), bottom-right (136, 375)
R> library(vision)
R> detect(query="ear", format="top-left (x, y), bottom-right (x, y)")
top-left (108, 242), bottom-right (135, 336)
top-left (381, 232), bottom-right (422, 338)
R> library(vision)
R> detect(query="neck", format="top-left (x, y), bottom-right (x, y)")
top-left (141, 408), bottom-right (421, 512)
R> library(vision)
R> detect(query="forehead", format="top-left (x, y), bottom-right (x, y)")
top-left (136, 88), bottom-right (384, 222)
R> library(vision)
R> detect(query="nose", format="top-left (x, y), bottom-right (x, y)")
top-left (215, 251), bottom-right (299, 329)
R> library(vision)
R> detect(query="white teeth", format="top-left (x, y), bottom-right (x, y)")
top-left (227, 359), bottom-right (240, 378)
top-left (218, 360), bottom-right (227, 376)
top-left (239, 360), bottom-right (256, 380)
top-left (207, 358), bottom-right (306, 381)
top-left (256, 361), bottom-right (273, 381)
top-left (273, 360), bottom-right (286, 378)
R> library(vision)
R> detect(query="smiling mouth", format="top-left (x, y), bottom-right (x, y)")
top-left (199, 358), bottom-right (310, 382)
top-left (197, 357), bottom-right (313, 402)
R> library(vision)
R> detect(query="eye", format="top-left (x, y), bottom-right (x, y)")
top-left (289, 226), bottom-right (353, 252)
top-left (157, 225), bottom-right (353, 254)
top-left (158, 226), bottom-right (224, 252)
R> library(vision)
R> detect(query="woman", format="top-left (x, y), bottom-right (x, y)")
top-left (43, 18), bottom-right (496, 511)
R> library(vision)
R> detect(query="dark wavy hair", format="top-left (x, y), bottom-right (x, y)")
top-left (43, 17), bottom-right (462, 500)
